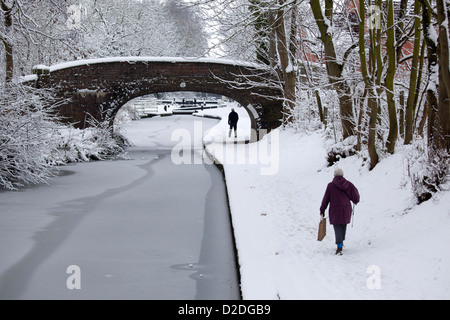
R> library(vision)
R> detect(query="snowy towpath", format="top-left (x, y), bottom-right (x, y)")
top-left (199, 106), bottom-right (450, 300)
top-left (0, 115), bottom-right (240, 300)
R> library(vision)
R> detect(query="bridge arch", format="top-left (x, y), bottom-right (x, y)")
top-left (30, 57), bottom-right (283, 139)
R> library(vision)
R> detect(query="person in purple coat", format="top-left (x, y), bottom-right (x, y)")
top-left (320, 168), bottom-right (360, 255)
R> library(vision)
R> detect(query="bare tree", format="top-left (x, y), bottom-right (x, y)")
top-left (309, 0), bottom-right (356, 139)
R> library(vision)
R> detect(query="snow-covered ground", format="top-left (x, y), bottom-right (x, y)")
top-left (197, 104), bottom-right (450, 300)
top-left (1, 101), bottom-right (448, 300)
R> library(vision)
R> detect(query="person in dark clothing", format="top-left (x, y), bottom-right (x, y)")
top-left (320, 168), bottom-right (360, 255)
top-left (228, 108), bottom-right (239, 138)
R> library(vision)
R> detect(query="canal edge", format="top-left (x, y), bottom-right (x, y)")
top-left (202, 143), bottom-right (243, 300)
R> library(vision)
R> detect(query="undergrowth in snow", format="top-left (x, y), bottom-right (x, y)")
top-left (52, 125), bottom-right (131, 165)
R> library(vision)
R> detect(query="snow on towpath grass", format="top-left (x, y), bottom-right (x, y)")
top-left (198, 105), bottom-right (450, 300)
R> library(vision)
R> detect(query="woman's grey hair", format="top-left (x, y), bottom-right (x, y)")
top-left (334, 168), bottom-right (344, 177)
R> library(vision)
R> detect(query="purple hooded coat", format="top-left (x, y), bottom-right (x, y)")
top-left (320, 176), bottom-right (360, 225)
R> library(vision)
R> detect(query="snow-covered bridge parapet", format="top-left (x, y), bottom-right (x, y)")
top-left (28, 57), bottom-right (283, 136)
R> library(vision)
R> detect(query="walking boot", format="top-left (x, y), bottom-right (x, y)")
top-left (335, 243), bottom-right (343, 255)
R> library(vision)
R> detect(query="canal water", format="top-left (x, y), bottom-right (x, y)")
top-left (0, 115), bottom-right (240, 299)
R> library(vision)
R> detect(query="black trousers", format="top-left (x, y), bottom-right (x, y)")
top-left (333, 224), bottom-right (347, 244)
top-left (229, 123), bottom-right (237, 137)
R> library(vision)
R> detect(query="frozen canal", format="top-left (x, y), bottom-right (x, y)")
top-left (0, 115), bottom-right (241, 299)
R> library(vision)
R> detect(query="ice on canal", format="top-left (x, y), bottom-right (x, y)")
top-left (0, 115), bottom-right (240, 300)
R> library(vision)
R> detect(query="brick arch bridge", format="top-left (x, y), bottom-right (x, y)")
top-left (30, 57), bottom-right (283, 139)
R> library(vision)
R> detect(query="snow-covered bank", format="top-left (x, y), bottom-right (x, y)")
top-left (199, 106), bottom-right (450, 299)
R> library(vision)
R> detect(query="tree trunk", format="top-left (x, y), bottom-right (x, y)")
top-left (1, 0), bottom-right (14, 83)
top-left (413, 36), bottom-right (427, 118)
top-left (385, 0), bottom-right (398, 154)
top-left (417, 101), bottom-right (428, 137)
top-left (437, 55), bottom-right (450, 150)
top-left (315, 89), bottom-right (327, 127)
top-left (404, 0), bottom-right (422, 145)
top-left (309, 0), bottom-right (355, 139)
top-left (419, 0), bottom-right (440, 149)
top-left (357, 0), bottom-right (379, 169)
top-left (268, 10), bottom-right (277, 69)
top-left (399, 91), bottom-right (405, 138)
top-left (356, 87), bottom-right (367, 151)
top-left (437, 0), bottom-right (450, 99)
top-left (436, 0), bottom-right (450, 150)
top-left (274, 1), bottom-right (296, 124)
top-left (367, 96), bottom-right (379, 169)
top-left (289, 2), bottom-right (298, 62)
top-left (395, 0), bottom-right (409, 64)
